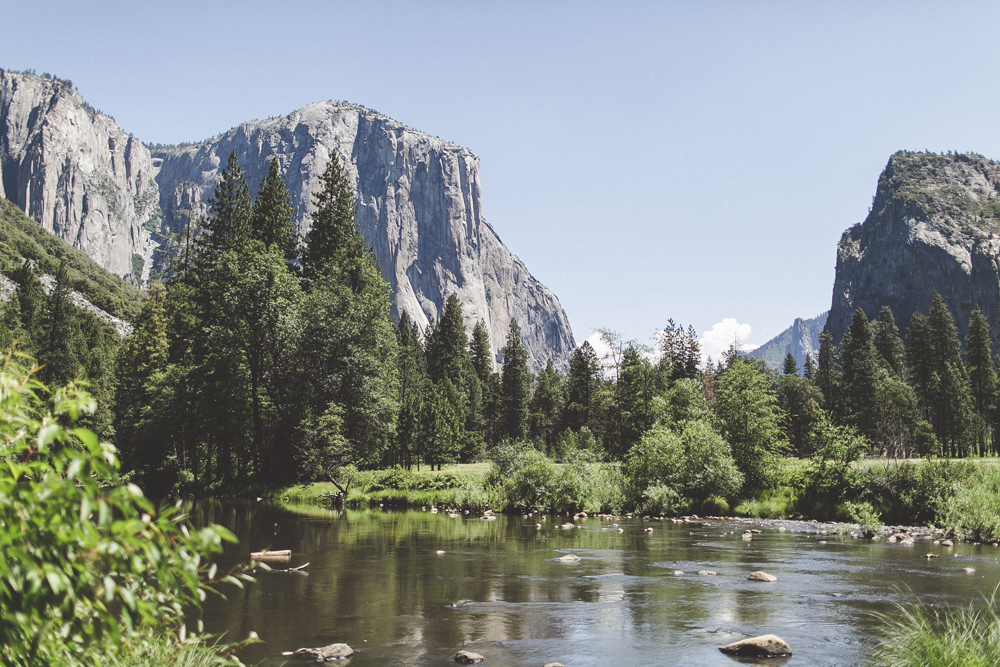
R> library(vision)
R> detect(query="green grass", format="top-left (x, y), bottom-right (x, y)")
top-left (0, 197), bottom-right (145, 322)
top-left (871, 589), bottom-right (1000, 667)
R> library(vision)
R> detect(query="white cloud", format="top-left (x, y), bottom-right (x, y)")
top-left (699, 318), bottom-right (756, 364)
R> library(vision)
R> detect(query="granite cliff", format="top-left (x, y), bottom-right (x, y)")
top-left (0, 71), bottom-right (575, 370)
top-left (0, 70), bottom-right (158, 284)
top-left (827, 151), bottom-right (1000, 344)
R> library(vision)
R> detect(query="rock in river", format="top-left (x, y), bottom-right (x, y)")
top-left (282, 643), bottom-right (354, 661)
top-left (454, 650), bottom-right (485, 663)
top-left (748, 571), bottom-right (778, 582)
top-left (719, 634), bottom-right (792, 657)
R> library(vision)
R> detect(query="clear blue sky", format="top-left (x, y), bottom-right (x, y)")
top-left (4, 1), bottom-right (1000, 357)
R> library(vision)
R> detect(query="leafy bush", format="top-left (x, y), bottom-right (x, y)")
top-left (940, 466), bottom-right (1000, 541)
top-left (502, 450), bottom-right (586, 512)
top-left (0, 356), bottom-right (242, 666)
top-left (624, 419), bottom-right (741, 514)
top-left (839, 500), bottom-right (882, 537)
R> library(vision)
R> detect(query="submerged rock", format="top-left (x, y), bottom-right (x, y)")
top-left (719, 634), bottom-right (792, 657)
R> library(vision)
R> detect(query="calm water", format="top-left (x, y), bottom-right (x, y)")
top-left (188, 501), bottom-right (1000, 667)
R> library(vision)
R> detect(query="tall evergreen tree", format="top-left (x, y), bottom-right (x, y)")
top-left (965, 307), bottom-right (996, 454)
top-left (40, 261), bottom-right (78, 386)
top-left (925, 295), bottom-right (974, 456)
top-left (251, 158), bottom-right (299, 262)
top-left (565, 341), bottom-right (600, 432)
top-left (200, 151), bottom-right (252, 256)
top-left (469, 320), bottom-right (494, 383)
top-left (841, 308), bottom-right (881, 439)
top-left (873, 305), bottom-right (906, 379)
top-left (803, 353), bottom-right (816, 380)
top-left (529, 359), bottom-right (564, 450)
top-left (906, 311), bottom-right (934, 408)
top-left (301, 151), bottom-right (362, 282)
top-left (425, 294), bottom-right (473, 390)
top-left (501, 318), bottom-right (530, 441)
top-left (815, 331), bottom-right (841, 418)
top-left (782, 353), bottom-right (799, 376)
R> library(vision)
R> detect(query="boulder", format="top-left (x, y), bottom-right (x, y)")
top-left (718, 634), bottom-right (792, 657)
top-left (697, 570), bottom-right (717, 576)
top-left (556, 554), bottom-right (581, 562)
top-left (282, 643), bottom-right (354, 661)
top-left (454, 650), bottom-right (485, 663)
top-left (748, 571), bottom-right (777, 582)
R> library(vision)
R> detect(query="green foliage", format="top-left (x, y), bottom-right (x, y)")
top-left (839, 500), bottom-right (882, 537)
top-left (624, 419), bottom-right (742, 514)
top-left (301, 151), bottom-right (361, 282)
top-left (0, 357), bottom-right (240, 666)
top-left (714, 358), bottom-right (788, 491)
top-left (940, 465), bottom-right (1000, 542)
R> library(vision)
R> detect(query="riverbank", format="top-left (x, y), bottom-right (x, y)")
top-left (267, 456), bottom-right (1000, 543)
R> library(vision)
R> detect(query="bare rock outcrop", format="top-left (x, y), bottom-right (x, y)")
top-left (828, 151), bottom-right (1000, 344)
top-left (153, 102), bottom-right (575, 370)
top-left (0, 70), bottom-right (158, 285)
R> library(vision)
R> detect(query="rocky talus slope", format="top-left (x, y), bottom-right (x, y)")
top-left (0, 70), bottom-right (158, 284)
top-left (0, 71), bottom-right (575, 370)
top-left (827, 151), bottom-right (1000, 343)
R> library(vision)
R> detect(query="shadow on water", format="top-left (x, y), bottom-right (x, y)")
top-left (185, 501), bottom-right (1000, 667)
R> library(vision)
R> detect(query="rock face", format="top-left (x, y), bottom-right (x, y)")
top-left (0, 70), bottom-right (158, 284)
top-left (153, 102), bottom-right (574, 371)
top-left (828, 151), bottom-right (1000, 345)
top-left (749, 311), bottom-right (827, 371)
top-left (0, 72), bottom-right (575, 371)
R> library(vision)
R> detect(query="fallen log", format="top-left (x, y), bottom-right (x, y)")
top-left (250, 549), bottom-right (292, 562)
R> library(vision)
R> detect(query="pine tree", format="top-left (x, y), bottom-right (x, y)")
top-left (469, 320), bottom-right (493, 383)
top-left (301, 151), bottom-right (362, 282)
top-left (425, 294), bottom-right (473, 391)
top-left (501, 318), bottom-right (530, 441)
top-left (40, 261), bottom-right (79, 386)
top-left (200, 151), bottom-right (252, 256)
top-left (906, 311), bottom-right (934, 407)
top-left (873, 305), bottom-right (906, 379)
top-left (251, 157), bottom-right (299, 262)
top-left (803, 353), bottom-right (817, 380)
top-left (965, 307), bottom-right (996, 454)
top-left (924, 295), bottom-right (974, 456)
top-left (782, 353), bottom-right (799, 376)
top-left (529, 359), bottom-right (564, 451)
top-left (841, 308), bottom-right (881, 439)
top-left (815, 331), bottom-right (841, 417)
top-left (565, 341), bottom-right (600, 432)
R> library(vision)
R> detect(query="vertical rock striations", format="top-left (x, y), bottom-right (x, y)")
top-left (0, 70), bottom-right (158, 284)
top-left (153, 102), bottom-right (575, 371)
top-left (749, 312), bottom-right (827, 371)
top-left (828, 151), bottom-right (1000, 344)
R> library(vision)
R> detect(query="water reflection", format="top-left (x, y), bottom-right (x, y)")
top-left (186, 501), bottom-right (1000, 666)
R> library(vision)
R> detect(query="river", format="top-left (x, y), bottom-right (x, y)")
top-left (188, 500), bottom-right (998, 666)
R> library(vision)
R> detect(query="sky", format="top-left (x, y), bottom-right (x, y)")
top-left (4, 1), bottom-right (1000, 361)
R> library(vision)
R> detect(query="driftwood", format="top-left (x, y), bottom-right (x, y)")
top-left (250, 549), bottom-right (292, 562)
top-left (251, 562), bottom-right (309, 575)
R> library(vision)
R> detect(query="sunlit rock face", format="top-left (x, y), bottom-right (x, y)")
top-left (0, 69), bottom-right (575, 371)
top-left (154, 101), bottom-right (575, 371)
top-left (0, 70), bottom-right (158, 284)
top-left (828, 151), bottom-right (1000, 343)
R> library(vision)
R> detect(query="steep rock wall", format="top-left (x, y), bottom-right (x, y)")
top-left (154, 102), bottom-right (575, 371)
top-left (828, 151), bottom-right (1000, 344)
top-left (0, 70), bottom-right (158, 283)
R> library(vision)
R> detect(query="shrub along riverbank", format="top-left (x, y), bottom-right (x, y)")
top-left (269, 446), bottom-right (1000, 543)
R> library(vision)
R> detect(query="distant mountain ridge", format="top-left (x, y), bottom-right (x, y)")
top-left (748, 311), bottom-right (828, 371)
top-left (0, 70), bottom-right (575, 372)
